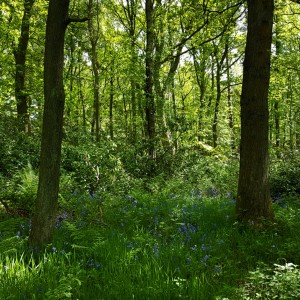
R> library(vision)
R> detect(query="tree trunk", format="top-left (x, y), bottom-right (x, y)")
top-left (14, 0), bottom-right (35, 134)
top-left (192, 50), bottom-right (207, 142)
top-left (88, 0), bottom-right (101, 143)
top-left (212, 61), bottom-right (221, 148)
top-left (145, 0), bottom-right (156, 162)
top-left (226, 41), bottom-right (235, 150)
top-left (236, 0), bottom-right (274, 223)
top-left (109, 73), bottom-right (114, 140)
top-left (29, 0), bottom-right (70, 246)
top-left (212, 44), bottom-right (227, 148)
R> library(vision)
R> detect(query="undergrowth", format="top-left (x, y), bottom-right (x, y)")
top-left (0, 183), bottom-right (300, 299)
top-left (0, 150), bottom-right (300, 299)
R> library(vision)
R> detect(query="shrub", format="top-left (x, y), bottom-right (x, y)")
top-left (239, 262), bottom-right (300, 299)
top-left (270, 155), bottom-right (300, 196)
top-left (0, 164), bottom-right (38, 214)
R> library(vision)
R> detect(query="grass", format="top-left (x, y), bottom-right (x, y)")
top-left (0, 184), bottom-right (300, 299)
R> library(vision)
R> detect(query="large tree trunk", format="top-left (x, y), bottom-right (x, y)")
top-left (29, 0), bottom-right (69, 247)
top-left (236, 0), bottom-right (274, 223)
top-left (14, 0), bottom-right (35, 134)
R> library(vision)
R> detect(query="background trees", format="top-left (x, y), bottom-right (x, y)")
top-left (0, 0), bottom-right (300, 240)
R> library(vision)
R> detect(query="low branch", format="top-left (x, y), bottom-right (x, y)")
top-left (66, 17), bottom-right (89, 25)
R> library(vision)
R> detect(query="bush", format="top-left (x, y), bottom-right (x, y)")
top-left (0, 116), bottom-right (40, 177)
top-left (0, 164), bottom-right (38, 213)
top-left (270, 156), bottom-right (300, 196)
top-left (239, 262), bottom-right (300, 299)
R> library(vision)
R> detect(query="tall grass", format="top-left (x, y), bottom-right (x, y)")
top-left (1, 181), bottom-right (300, 299)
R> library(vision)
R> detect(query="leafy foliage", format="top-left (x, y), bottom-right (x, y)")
top-left (1, 174), bottom-right (300, 299)
top-left (270, 155), bottom-right (300, 196)
top-left (239, 263), bottom-right (300, 299)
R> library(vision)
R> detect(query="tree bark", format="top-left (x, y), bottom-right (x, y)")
top-left (29, 0), bottom-right (70, 247)
top-left (212, 43), bottom-right (227, 148)
top-left (109, 73), bottom-right (114, 140)
top-left (14, 0), bottom-right (35, 134)
top-left (226, 41), bottom-right (235, 150)
top-left (145, 0), bottom-right (156, 162)
top-left (237, 0), bottom-right (274, 223)
top-left (88, 0), bottom-right (101, 143)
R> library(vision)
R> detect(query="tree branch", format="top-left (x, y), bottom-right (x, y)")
top-left (66, 17), bottom-right (89, 25)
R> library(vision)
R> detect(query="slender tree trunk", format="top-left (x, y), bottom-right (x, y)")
top-left (288, 79), bottom-right (294, 151)
top-left (236, 0), bottom-right (274, 223)
top-left (109, 74), bottom-right (114, 140)
top-left (14, 0), bottom-right (35, 134)
top-left (212, 44), bottom-right (227, 148)
top-left (88, 0), bottom-right (101, 143)
top-left (273, 20), bottom-right (281, 155)
top-left (226, 42), bottom-right (235, 149)
top-left (192, 51), bottom-right (207, 142)
top-left (212, 61), bottom-right (221, 148)
top-left (130, 51), bottom-right (137, 144)
top-left (29, 0), bottom-right (70, 247)
top-left (145, 0), bottom-right (156, 162)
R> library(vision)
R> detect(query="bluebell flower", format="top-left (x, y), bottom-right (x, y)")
top-left (191, 245), bottom-right (197, 251)
top-left (200, 255), bottom-right (209, 264)
top-left (153, 245), bottom-right (160, 254)
top-left (127, 242), bottom-right (134, 249)
top-left (89, 259), bottom-right (94, 268)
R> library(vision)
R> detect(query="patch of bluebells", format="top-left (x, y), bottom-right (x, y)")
top-left (127, 241), bottom-right (140, 251)
top-left (87, 259), bottom-right (100, 269)
top-left (272, 192), bottom-right (287, 208)
top-left (124, 194), bottom-right (138, 208)
top-left (177, 223), bottom-right (199, 245)
top-left (205, 188), bottom-right (221, 197)
top-left (199, 254), bottom-right (210, 265)
top-left (16, 221), bottom-right (31, 238)
top-left (55, 212), bottom-right (68, 229)
top-left (153, 245), bottom-right (160, 255)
